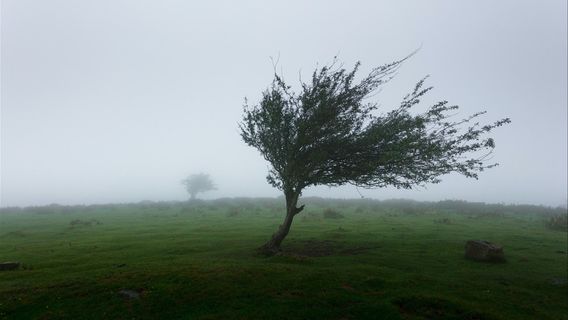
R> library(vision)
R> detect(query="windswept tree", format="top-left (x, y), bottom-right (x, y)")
top-left (181, 173), bottom-right (216, 200)
top-left (240, 56), bottom-right (510, 255)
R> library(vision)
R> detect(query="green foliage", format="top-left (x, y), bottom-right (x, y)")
top-left (181, 173), bottom-right (216, 200)
top-left (240, 56), bottom-right (510, 193)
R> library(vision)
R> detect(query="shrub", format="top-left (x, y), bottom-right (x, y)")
top-left (180, 207), bottom-right (193, 214)
top-left (226, 207), bottom-right (240, 217)
top-left (433, 218), bottom-right (452, 225)
top-left (545, 214), bottom-right (567, 232)
top-left (69, 219), bottom-right (102, 227)
top-left (323, 208), bottom-right (344, 219)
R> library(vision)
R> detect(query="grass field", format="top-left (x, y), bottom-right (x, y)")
top-left (0, 198), bottom-right (566, 319)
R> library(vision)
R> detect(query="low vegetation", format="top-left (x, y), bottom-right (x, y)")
top-left (545, 213), bottom-right (567, 232)
top-left (323, 208), bottom-right (345, 219)
top-left (0, 198), bottom-right (566, 319)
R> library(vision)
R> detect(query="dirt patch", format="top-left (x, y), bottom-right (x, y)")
top-left (282, 240), bottom-right (381, 257)
top-left (283, 240), bottom-right (337, 257)
top-left (271, 289), bottom-right (305, 298)
top-left (0, 262), bottom-right (20, 271)
top-left (340, 283), bottom-right (356, 292)
top-left (340, 245), bottom-right (381, 255)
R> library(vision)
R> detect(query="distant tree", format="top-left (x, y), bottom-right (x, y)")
top-left (240, 56), bottom-right (510, 255)
top-left (182, 173), bottom-right (216, 200)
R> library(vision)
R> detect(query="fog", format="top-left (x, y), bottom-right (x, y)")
top-left (1, 0), bottom-right (566, 207)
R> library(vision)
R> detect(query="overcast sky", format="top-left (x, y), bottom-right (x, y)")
top-left (1, 0), bottom-right (566, 207)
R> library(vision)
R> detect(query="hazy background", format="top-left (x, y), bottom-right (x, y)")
top-left (1, 0), bottom-right (566, 207)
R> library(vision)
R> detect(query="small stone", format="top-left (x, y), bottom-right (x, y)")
top-left (465, 240), bottom-right (505, 262)
top-left (550, 278), bottom-right (568, 286)
top-left (0, 262), bottom-right (20, 271)
top-left (118, 289), bottom-right (140, 299)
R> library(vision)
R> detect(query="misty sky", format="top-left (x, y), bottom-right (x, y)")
top-left (1, 0), bottom-right (567, 207)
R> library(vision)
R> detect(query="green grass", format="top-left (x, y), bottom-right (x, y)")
top-left (0, 199), bottom-right (566, 319)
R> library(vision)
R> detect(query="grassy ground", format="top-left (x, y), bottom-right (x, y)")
top-left (0, 199), bottom-right (566, 319)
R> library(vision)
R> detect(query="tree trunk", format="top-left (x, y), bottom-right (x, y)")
top-left (190, 192), bottom-right (196, 201)
top-left (258, 190), bottom-right (304, 256)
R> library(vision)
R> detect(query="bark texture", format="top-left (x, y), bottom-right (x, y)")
top-left (258, 191), bottom-right (304, 255)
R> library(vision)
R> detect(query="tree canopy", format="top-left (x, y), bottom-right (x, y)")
top-left (181, 173), bottom-right (216, 200)
top-left (240, 56), bottom-right (510, 254)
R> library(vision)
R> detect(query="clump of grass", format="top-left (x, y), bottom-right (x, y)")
top-left (433, 218), bottom-right (452, 225)
top-left (3, 230), bottom-right (26, 237)
top-left (226, 207), bottom-right (241, 217)
top-left (268, 205), bottom-right (285, 214)
top-left (545, 214), bottom-right (567, 231)
top-left (300, 211), bottom-right (320, 222)
top-left (472, 212), bottom-right (505, 219)
top-left (323, 208), bottom-right (344, 219)
top-left (355, 206), bottom-right (366, 214)
top-left (179, 207), bottom-right (192, 214)
top-left (69, 219), bottom-right (102, 227)
top-left (401, 207), bottom-right (421, 215)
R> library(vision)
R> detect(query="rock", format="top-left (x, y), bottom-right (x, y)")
top-left (0, 262), bottom-right (20, 271)
top-left (118, 289), bottom-right (140, 299)
top-left (549, 277), bottom-right (567, 286)
top-left (465, 240), bottom-right (505, 262)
